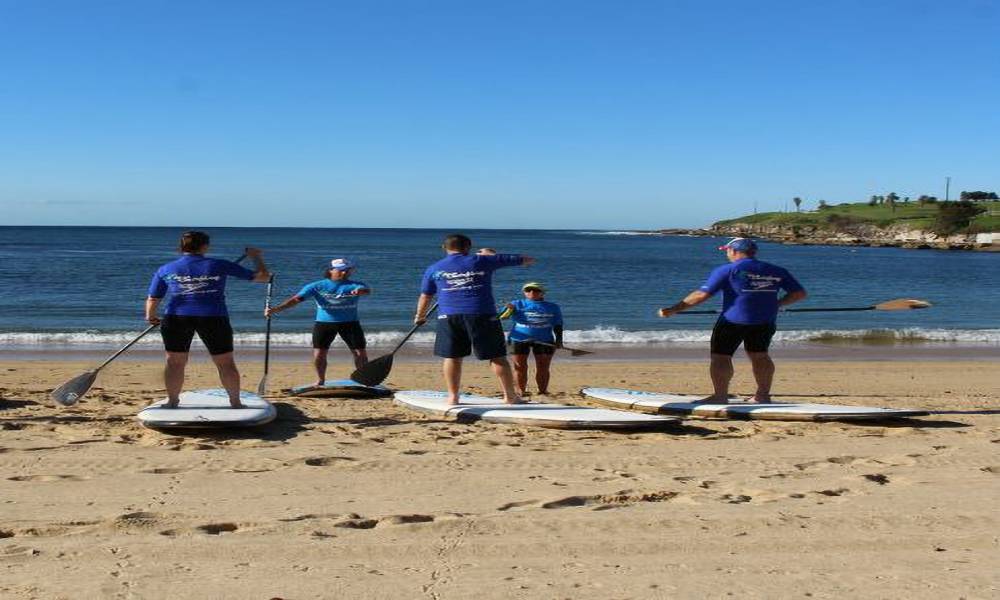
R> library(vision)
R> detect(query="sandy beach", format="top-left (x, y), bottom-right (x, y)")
top-left (1, 358), bottom-right (998, 599)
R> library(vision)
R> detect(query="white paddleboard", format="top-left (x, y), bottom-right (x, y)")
top-left (394, 390), bottom-right (679, 429)
top-left (581, 388), bottom-right (929, 422)
top-left (137, 389), bottom-right (277, 429)
top-left (288, 379), bottom-right (392, 398)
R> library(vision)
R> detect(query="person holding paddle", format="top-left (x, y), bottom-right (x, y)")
top-left (500, 282), bottom-right (563, 396)
top-left (265, 258), bottom-right (372, 386)
top-left (658, 237), bottom-right (806, 404)
top-left (145, 231), bottom-right (270, 409)
top-left (414, 234), bottom-right (535, 405)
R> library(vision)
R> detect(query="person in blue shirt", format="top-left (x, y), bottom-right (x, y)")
top-left (502, 282), bottom-right (564, 396)
top-left (658, 238), bottom-right (807, 403)
top-left (266, 258), bottom-right (371, 386)
top-left (414, 234), bottom-right (535, 405)
top-left (145, 231), bottom-right (270, 409)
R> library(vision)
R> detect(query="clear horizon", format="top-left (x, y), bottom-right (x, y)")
top-left (2, 1), bottom-right (997, 229)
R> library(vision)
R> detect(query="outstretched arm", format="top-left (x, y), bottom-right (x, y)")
top-left (266, 295), bottom-right (303, 317)
top-left (658, 290), bottom-right (712, 318)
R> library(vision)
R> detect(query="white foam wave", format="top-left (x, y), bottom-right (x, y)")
top-left (1, 327), bottom-right (998, 347)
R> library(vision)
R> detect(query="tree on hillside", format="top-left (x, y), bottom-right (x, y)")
top-left (931, 201), bottom-right (986, 235)
top-left (869, 195), bottom-right (879, 206)
top-left (960, 190), bottom-right (999, 201)
top-left (793, 197), bottom-right (802, 212)
top-left (818, 199), bottom-right (828, 209)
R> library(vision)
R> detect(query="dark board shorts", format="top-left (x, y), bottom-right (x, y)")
top-left (434, 314), bottom-right (507, 360)
top-left (508, 341), bottom-right (556, 356)
top-left (313, 321), bottom-right (367, 350)
top-left (161, 315), bottom-right (234, 355)
top-left (710, 318), bottom-right (777, 356)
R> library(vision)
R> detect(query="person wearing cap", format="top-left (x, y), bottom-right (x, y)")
top-left (266, 258), bottom-right (371, 386)
top-left (658, 238), bottom-right (807, 403)
top-left (414, 234), bottom-right (536, 405)
top-left (146, 230), bottom-right (270, 409)
top-left (500, 282), bottom-right (564, 396)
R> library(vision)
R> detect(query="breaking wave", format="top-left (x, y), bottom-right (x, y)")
top-left (1, 327), bottom-right (998, 347)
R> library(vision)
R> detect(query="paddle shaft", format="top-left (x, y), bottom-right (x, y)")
top-left (389, 303), bottom-right (438, 355)
top-left (676, 305), bottom-right (881, 315)
top-left (262, 275), bottom-right (275, 377)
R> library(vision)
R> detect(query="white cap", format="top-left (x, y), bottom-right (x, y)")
top-left (329, 258), bottom-right (356, 271)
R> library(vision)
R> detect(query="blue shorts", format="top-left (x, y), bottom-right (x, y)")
top-left (434, 314), bottom-right (507, 360)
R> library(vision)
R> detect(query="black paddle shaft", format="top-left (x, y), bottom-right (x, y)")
top-left (389, 302), bottom-right (439, 354)
top-left (262, 274), bottom-right (275, 377)
top-left (677, 305), bottom-right (877, 315)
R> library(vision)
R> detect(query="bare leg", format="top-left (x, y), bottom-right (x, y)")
top-left (443, 358), bottom-right (462, 404)
top-left (511, 353), bottom-right (529, 395)
top-left (210, 352), bottom-right (244, 408)
top-left (352, 348), bottom-right (368, 371)
top-left (534, 352), bottom-right (553, 395)
top-left (491, 357), bottom-right (522, 404)
top-left (164, 352), bottom-right (189, 407)
top-left (746, 352), bottom-right (775, 403)
top-left (313, 348), bottom-right (328, 386)
top-left (697, 353), bottom-right (733, 404)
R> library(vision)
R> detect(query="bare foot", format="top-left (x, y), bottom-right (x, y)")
top-left (746, 395), bottom-right (772, 404)
top-left (445, 395), bottom-right (461, 406)
top-left (164, 401), bottom-right (180, 409)
top-left (692, 395), bottom-right (729, 405)
top-left (314, 381), bottom-right (325, 387)
top-left (504, 397), bottom-right (527, 405)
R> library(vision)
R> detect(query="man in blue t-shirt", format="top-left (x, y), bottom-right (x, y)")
top-left (414, 234), bottom-right (535, 405)
top-left (146, 231), bottom-right (270, 408)
top-left (502, 282), bottom-right (564, 396)
top-left (658, 238), bottom-right (807, 403)
top-left (266, 258), bottom-right (371, 386)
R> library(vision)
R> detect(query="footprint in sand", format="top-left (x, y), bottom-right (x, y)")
top-left (197, 523), bottom-right (239, 535)
top-left (863, 473), bottom-right (891, 485)
top-left (303, 456), bottom-right (356, 467)
top-left (7, 474), bottom-right (88, 482)
top-left (980, 466), bottom-right (1000, 474)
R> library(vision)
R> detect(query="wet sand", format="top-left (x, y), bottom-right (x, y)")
top-left (1, 358), bottom-right (998, 598)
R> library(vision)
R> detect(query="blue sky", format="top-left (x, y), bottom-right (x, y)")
top-left (1, 0), bottom-right (997, 229)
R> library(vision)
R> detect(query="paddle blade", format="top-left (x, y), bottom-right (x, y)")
top-left (50, 370), bottom-right (98, 406)
top-left (256, 374), bottom-right (269, 397)
top-left (350, 354), bottom-right (394, 387)
top-left (568, 348), bottom-right (593, 357)
top-left (873, 298), bottom-right (932, 311)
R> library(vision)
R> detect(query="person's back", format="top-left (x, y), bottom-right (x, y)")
top-left (702, 258), bottom-right (800, 325)
top-left (153, 255), bottom-right (249, 317)
top-left (423, 253), bottom-right (522, 315)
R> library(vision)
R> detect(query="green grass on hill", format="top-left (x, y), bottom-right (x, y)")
top-left (714, 201), bottom-right (999, 233)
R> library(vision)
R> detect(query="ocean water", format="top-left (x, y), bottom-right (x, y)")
top-left (0, 226), bottom-right (997, 349)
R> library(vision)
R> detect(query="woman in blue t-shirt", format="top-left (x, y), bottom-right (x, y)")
top-left (501, 282), bottom-right (564, 396)
top-left (266, 258), bottom-right (371, 386)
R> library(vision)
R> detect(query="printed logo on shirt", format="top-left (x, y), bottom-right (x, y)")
top-left (434, 270), bottom-right (486, 290)
top-left (164, 274), bottom-right (222, 295)
top-left (736, 271), bottom-right (783, 293)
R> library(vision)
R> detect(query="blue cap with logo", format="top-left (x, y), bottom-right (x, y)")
top-left (717, 237), bottom-right (758, 253)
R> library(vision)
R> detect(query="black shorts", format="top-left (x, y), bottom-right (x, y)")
top-left (508, 341), bottom-right (556, 356)
top-left (312, 321), bottom-right (367, 350)
top-left (434, 314), bottom-right (507, 360)
top-left (160, 315), bottom-right (234, 355)
top-left (710, 318), bottom-right (777, 356)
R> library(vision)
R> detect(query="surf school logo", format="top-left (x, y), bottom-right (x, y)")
top-left (735, 271), bottom-right (782, 293)
top-left (434, 269), bottom-right (486, 290)
top-left (165, 274), bottom-right (222, 295)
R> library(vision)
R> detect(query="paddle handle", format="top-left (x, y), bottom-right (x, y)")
top-left (389, 303), bottom-right (438, 355)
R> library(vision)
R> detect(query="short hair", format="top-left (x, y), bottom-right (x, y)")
top-left (442, 234), bottom-right (472, 253)
top-left (179, 231), bottom-right (210, 253)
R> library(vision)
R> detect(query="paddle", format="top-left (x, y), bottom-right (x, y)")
top-left (669, 298), bottom-right (932, 315)
top-left (50, 253), bottom-right (249, 407)
top-left (350, 303), bottom-right (438, 386)
top-left (256, 274), bottom-right (276, 397)
top-left (525, 339), bottom-right (593, 357)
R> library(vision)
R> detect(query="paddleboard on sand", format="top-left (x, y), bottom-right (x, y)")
top-left (137, 389), bottom-right (277, 428)
top-left (287, 379), bottom-right (392, 398)
top-left (394, 390), bottom-right (679, 429)
top-left (580, 388), bottom-right (929, 422)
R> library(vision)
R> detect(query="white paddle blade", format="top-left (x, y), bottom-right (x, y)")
top-left (50, 371), bottom-right (98, 406)
top-left (874, 298), bottom-right (932, 311)
top-left (256, 375), bottom-right (269, 398)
